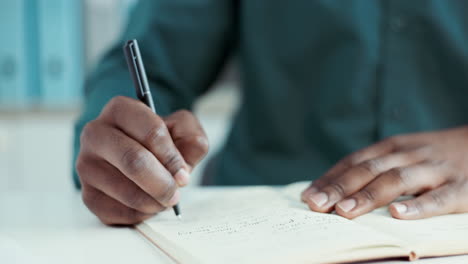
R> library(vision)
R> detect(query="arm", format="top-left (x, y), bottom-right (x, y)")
top-left (73, 0), bottom-right (237, 188)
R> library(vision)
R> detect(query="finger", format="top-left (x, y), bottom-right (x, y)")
top-left (164, 110), bottom-right (209, 169)
top-left (76, 157), bottom-right (165, 214)
top-left (80, 121), bottom-right (179, 207)
top-left (82, 183), bottom-right (153, 225)
top-left (303, 137), bottom-right (399, 200)
top-left (99, 96), bottom-right (190, 186)
top-left (335, 162), bottom-right (448, 219)
top-left (389, 183), bottom-right (458, 220)
top-left (305, 148), bottom-right (428, 210)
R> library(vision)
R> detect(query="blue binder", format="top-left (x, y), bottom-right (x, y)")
top-left (0, 0), bottom-right (39, 108)
top-left (37, 0), bottom-right (84, 108)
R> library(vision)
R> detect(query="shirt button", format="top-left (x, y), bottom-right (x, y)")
top-left (389, 16), bottom-right (406, 32)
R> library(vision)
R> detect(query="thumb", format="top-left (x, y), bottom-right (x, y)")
top-left (164, 110), bottom-right (209, 171)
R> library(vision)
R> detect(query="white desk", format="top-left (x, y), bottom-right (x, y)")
top-left (1, 189), bottom-right (468, 264)
top-left (0, 191), bottom-right (173, 264)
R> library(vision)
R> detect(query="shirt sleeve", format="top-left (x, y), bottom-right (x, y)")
top-left (72, 0), bottom-right (237, 188)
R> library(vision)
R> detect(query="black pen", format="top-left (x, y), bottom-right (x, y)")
top-left (123, 39), bottom-right (181, 219)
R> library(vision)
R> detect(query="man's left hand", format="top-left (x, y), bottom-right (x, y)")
top-left (301, 126), bottom-right (468, 220)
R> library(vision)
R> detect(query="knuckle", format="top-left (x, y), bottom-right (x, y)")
top-left (75, 156), bottom-right (89, 182)
top-left (428, 192), bottom-right (446, 208)
top-left (176, 109), bottom-right (191, 117)
top-left (343, 156), bottom-right (356, 167)
top-left (105, 96), bottom-right (128, 120)
top-left (347, 154), bottom-right (362, 166)
top-left (389, 134), bottom-right (410, 147)
top-left (359, 188), bottom-right (377, 203)
top-left (109, 96), bottom-right (128, 110)
top-left (328, 182), bottom-right (346, 198)
top-left (81, 189), bottom-right (91, 206)
top-left (80, 121), bottom-right (99, 146)
top-left (121, 148), bottom-right (152, 176)
top-left (384, 136), bottom-right (400, 149)
top-left (386, 136), bottom-right (398, 145)
top-left (183, 135), bottom-right (210, 159)
top-left (144, 123), bottom-right (168, 147)
top-left (387, 168), bottom-right (410, 189)
top-left (412, 199), bottom-right (425, 214)
top-left (161, 149), bottom-right (185, 173)
top-left (406, 147), bottom-right (425, 159)
top-left (81, 185), bottom-right (99, 208)
top-left (194, 135), bottom-right (210, 155)
top-left (360, 159), bottom-right (382, 175)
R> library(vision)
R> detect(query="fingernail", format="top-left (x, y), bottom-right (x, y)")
top-left (309, 192), bottom-right (328, 207)
top-left (337, 199), bottom-right (357, 213)
top-left (168, 190), bottom-right (180, 206)
top-left (174, 169), bottom-right (190, 186)
top-left (393, 203), bottom-right (407, 214)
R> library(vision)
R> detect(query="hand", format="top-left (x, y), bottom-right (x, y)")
top-left (301, 126), bottom-right (468, 220)
top-left (76, 96), bottom-right (209, 225)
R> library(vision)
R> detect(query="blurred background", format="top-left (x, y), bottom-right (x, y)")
top-left (0, 0), bottom-right (239, 192)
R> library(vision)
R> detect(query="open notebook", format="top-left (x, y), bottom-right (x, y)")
top-left (136, 182), bottom-right (468, 264)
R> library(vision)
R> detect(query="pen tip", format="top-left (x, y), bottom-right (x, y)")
top-left (177, 215), bottom-right (182, 220)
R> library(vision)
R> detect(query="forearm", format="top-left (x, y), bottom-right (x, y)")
top-left (72, 0), bottom-right (235, 188)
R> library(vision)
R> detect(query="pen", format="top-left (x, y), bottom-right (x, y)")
top-left (123, 39), bottom-right (181, 219)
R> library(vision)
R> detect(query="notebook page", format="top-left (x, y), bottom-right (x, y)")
top-left (140, 186), bottom-right (408, 264)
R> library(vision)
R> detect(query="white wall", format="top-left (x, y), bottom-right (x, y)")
top-left (0, 112), bottom-right (77, 192)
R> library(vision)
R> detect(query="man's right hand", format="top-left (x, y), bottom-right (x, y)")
top-left (76, 96), bottom-right (209, 225)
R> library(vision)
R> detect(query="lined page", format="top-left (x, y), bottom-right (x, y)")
top-left (139, 186), bottom-right (407, 264)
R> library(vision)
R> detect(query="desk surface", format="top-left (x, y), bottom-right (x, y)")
top-left (1, 188), bottom-right (468, 264)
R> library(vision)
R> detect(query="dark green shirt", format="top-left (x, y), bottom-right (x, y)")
top-left (73, 0), bottom-right (468, 187)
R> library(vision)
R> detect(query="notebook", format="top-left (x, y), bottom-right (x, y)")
top-left (136, 182), bottom-right (468, 264)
